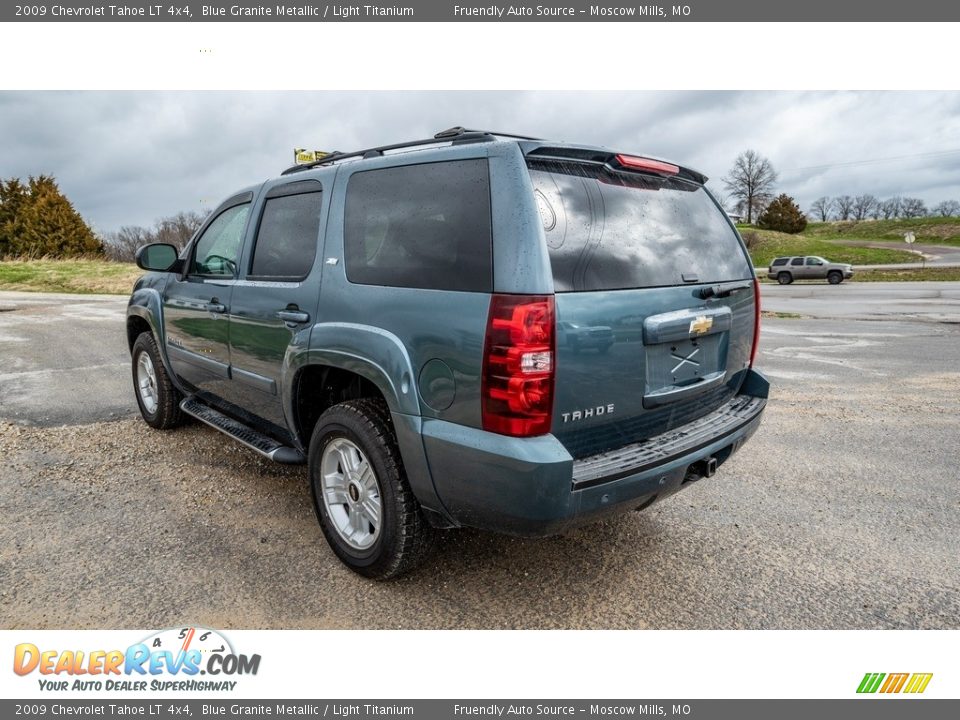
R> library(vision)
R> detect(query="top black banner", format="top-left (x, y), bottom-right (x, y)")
top-left (4, 0), bottom-right (960, 22)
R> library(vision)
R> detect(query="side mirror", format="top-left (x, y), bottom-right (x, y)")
top-left (136, 243), bottom-right (179, 272)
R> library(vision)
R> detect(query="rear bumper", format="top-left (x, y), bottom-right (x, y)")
top-left (422, 369), bottom-right (769, 536)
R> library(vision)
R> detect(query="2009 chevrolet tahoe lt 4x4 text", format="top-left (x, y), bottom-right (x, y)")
top-left (127, 127), bottom-right (769, 579)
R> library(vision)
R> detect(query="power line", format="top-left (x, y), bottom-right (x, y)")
top-left (781, 148), bottom-right (960, 175)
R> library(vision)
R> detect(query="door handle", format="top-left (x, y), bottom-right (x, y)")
top-left (277, 310), bottom-right (310, 325)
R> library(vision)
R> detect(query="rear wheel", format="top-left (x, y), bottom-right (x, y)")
top-left (777, 272), bottom-right (793, 285)
top-left (827, 271), bottom-right (843, 285)
top-left (131, 332), bottom-right (184, 430)
top-left (308, 398), bottom-right (435, 580)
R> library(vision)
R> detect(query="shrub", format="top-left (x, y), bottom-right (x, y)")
top-left (757, 193), bottom-right (808, 234)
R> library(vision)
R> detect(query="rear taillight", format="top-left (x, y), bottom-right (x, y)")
top-left (482, 294), bottom-right (555, 437)
top-left (750, 277), bottom-right (761, 367)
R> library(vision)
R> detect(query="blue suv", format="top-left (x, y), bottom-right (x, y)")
top-left (128, 127), bottom-right (768, 578)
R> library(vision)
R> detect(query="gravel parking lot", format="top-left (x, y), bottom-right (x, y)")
top-left (1, 287), bottom-right (958, 629)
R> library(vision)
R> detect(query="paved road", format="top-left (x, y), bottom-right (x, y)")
top-left (761, 281), bottom-right (960, 323)
top-left (0, 291), bottom-right (132, 426)
top-left (1, 288), bottom-right (959, 629)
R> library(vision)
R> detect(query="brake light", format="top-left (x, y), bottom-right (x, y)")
top-left (482, 294), bottom-right (555, 437)
top-left (615, 154), bottom-right (679, 176)
top-left (750, 277), bottom-right (761, 367)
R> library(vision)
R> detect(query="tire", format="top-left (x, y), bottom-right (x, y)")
top-left (308, 398), bottom-right (435, 580)
top-left (777, 272), bottom-right (793, 285)
top-left (131, 332), bottom-right (184, 430)
top-left (827, 271), bottom-right (843, 285)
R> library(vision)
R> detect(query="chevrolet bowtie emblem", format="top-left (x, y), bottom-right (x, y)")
top-left (689, 315), bottom-right (713, 335)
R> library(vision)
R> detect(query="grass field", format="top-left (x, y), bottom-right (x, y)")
top-left (804, 217), bottom-right (960, 246)
top-left (0, 259), bottom-right (142, 295)
top-left (738, 228), bottom-right (920, 267)
top-left (848, 267), bottom-right (960, 282)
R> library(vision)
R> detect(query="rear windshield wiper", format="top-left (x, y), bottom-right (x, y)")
top-left (699, 281), bottom-right (752, 300)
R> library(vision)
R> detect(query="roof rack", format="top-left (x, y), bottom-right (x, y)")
top-left (281, 126), bottom-right (542, 175)
top-left (433, 126), bottom-right (543, 141)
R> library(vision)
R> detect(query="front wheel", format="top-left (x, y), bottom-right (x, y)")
top-left (131, 332), bottom-right (183, 430)
top-left (827, 271), bottom-right (843, 285)
top-left (308, 399), bottom-right (435, 580)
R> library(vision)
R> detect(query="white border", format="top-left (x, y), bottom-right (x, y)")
top-left (3, 629), bottom-right (955, 699)
top-left (0, 22), bottom-right (957, 90)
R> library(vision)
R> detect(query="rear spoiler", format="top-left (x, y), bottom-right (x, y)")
top-left (521, 143), bottom-right (708, 185)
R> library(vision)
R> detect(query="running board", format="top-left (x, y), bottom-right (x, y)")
top-left (180, 397), bottom-right (305, 464)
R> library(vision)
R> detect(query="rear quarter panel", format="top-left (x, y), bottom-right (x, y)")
top-left (316, 145), bottom-right (503, 428)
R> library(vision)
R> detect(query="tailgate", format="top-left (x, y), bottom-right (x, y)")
top-left (553, 285), bottom-right (756, 458)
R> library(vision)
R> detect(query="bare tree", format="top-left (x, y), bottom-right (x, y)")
top-left (153, 211), bottom-right (205, 250)
top-left (834, 195), bottom-right (855, 221)
top-left (809, 196), bottom-right (834, 222)
top-left (852, 194), bottom-right (878, 221)
top-left (103, 210), bottom-right (206, 262)
top-left (880, 197), bottom-right (902, 219)
top-left (901, 198), bottom-right (928, 218)
top-left (722, 150), bottom-right (778, 224)
top-left (103, 225), bottom-right (150, 262)
top-left (933, 200), bottom-right (960, 217)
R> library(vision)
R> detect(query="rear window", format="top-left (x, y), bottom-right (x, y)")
top-left (527, 160), bottom-right (752, 292)
top-left (771, 257), bottom-right (789, 267)
top-left (344, 159), bottom-right (492, 292)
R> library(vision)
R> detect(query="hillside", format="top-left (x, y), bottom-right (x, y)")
top-left (737, 228), bottom-right (920, 267)
top-left (804, 217), bottom-right (960, 246)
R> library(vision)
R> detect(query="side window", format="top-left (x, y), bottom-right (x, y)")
top-left (343, 159), bottom-right (492, 292)
top-left (191, 203), bottom-right (251, 277)
top-left (771, 258), bottom-right (788, 267)
top-left (250, 186), bottom-right (323, 279)
top-left (790, 257), bottom-right (804, 266)
top-left (805, 257), bottom-right (820, 266)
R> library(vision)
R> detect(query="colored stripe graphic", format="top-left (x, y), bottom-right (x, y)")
top-left (857, 672), bottom-right (933, 694)
top-left (880, 673), bottom-right (909, 693)
top-left (857, 673), bottom-right (885, 693)
top-left (904, 673), bottom-right (934, 694)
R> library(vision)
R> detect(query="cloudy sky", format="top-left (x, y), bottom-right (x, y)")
top-left (2, 91), bottom-right (959, 233)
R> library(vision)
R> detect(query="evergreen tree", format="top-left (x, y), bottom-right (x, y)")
top-left (757, 193), bottom-right (808, 234)
top-left (0, 178), bottom-right (29, 257)
top-left (0, 175), bottom-right (102, 258)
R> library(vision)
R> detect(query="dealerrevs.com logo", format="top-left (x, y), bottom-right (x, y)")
top-left (13, 627), bottom-right (261, 692)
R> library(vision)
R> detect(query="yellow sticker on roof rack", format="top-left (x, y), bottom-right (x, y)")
top-left (294, 149), bottom-right (331, 165)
